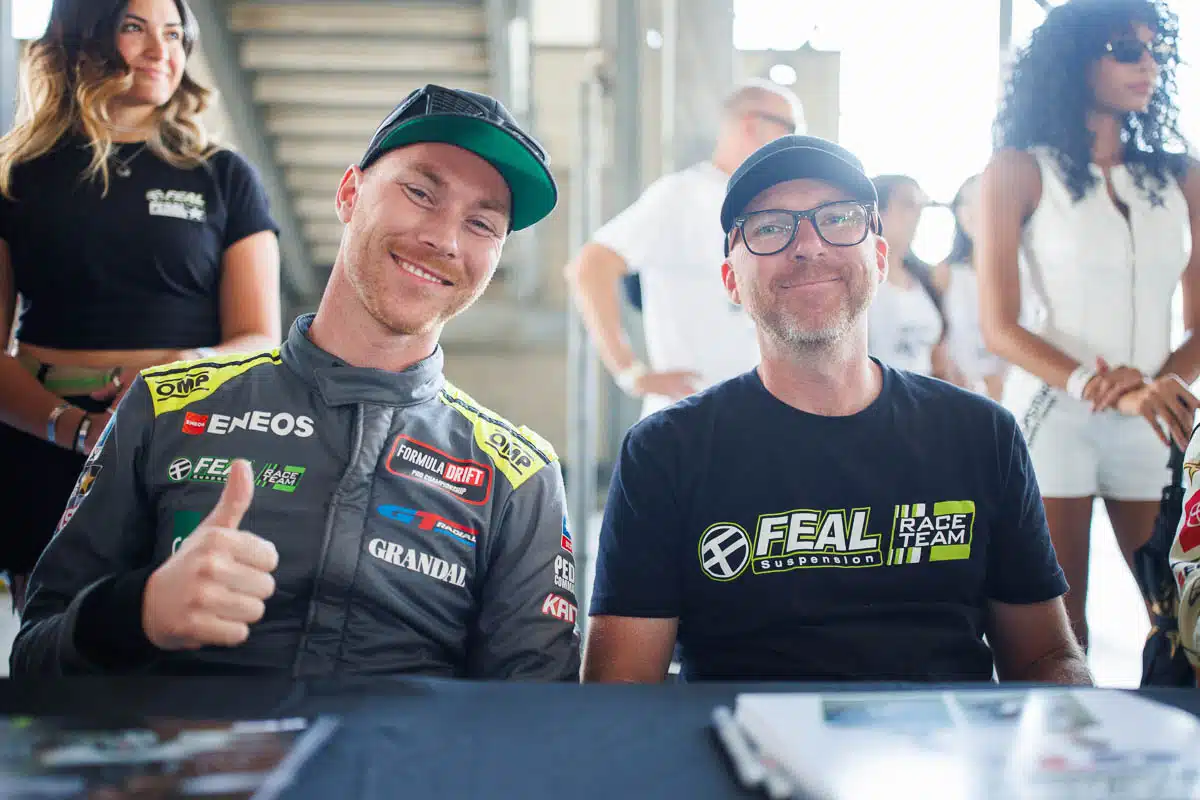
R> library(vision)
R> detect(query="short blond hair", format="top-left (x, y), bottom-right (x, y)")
top-left (722, 78), bottom-right (806, 133)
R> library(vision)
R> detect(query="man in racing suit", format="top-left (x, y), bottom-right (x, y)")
top-left (1172, 426), bottom-right (1200, 678)
top-left (12, 84), bottom-right (580, 679)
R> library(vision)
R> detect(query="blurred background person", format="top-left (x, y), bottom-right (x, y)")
top-left (867, 173), bottom-right (963, 383)
top-left (934, 174), bottom-right (1009, 401)
top-left (564, 79), bottom-right (803, 418)
top-left (979, 0), bottom-right (1200, 650)
top-left (0, 0), bottom-right (281, 609)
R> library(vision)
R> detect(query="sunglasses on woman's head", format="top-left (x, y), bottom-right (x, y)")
top-left (1105, 36), bottom-right (1172, 66)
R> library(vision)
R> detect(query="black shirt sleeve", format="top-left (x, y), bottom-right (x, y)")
top-left (589, 419), bottom-right (685, 618)
top-left (985, 410), bottom-right (1070, 604)
top-left (214, 149), bottom-right (279, 249)
top-left (11, 379), bottom-right (162, 675)
top-left (0, 184), bottom-right (16, 244)
top-left (74, 566), bottom-right (160, 669)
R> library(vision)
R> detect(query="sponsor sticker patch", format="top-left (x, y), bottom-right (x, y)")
top-left (554, 554), bottom-right (576, 594)
top-left (385, 434), bottom-right (493, 505)
top-left (167, 457), bottom-right (305, 493)
top-left (377, 504), bottom-right (478, 547)
top-left (541, 593), bottom-right (578, 624)
top-left (560, 519), bottom-right (573, 554)
top-left (1180, 492), bottom-right (1200, 554)
top-left (367, 538), bottom-right (467, 587)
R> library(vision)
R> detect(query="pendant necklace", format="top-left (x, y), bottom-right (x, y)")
top-left (112, 143), bottom-right (148, 178)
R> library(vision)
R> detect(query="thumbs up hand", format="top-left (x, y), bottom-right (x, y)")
top-left (142, 460), bottom-right (279, 651)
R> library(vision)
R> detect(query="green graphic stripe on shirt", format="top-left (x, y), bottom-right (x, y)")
top-left (888, 501), bottom-right (975, 565)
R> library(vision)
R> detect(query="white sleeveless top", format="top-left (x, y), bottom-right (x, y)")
top-left (1015, 147), bottom-right (1191, 381)
top-left (868, 277), bottom-right (943, 375)
top-left (944, 262), bottom-right (1006, 382)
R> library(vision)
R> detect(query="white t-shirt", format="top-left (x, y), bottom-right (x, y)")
top-left (943, 262), bottom-right (1006, 382)
top-left (591, 161), bottom-right (760, 417)
top-left (868, 277), bottom-right (943, 376)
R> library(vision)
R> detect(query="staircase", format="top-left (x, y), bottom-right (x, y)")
top-left (227, 1), bottom-right (491, 271)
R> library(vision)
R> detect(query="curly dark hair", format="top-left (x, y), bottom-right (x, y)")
top-left (994, 0), bottom-right (1188, 203)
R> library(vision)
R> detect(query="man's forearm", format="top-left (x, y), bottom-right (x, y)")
top-left (12, 568), bottom-right (161, 677)
top-left (1008, 644), bottom-right (1094, 685)
top-left (564, 245), bottom-right (637, 376)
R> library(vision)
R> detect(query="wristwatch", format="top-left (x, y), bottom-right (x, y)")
top-left (615, 361), bottom-right (648, 396)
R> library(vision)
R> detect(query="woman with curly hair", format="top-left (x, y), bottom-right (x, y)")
top-left (978, 0), bottom-right (1200, 650)
top-left (0, 0), bottom-right (281, 609)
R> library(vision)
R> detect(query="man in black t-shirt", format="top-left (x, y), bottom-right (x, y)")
top-left (582, 135), bottom-right (1091, 685)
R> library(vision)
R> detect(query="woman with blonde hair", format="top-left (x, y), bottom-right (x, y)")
top-left (0, 0), bottom-right (281, 608)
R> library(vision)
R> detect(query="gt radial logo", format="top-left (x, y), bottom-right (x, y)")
top-left (698, 523), bottom-right (750, 581)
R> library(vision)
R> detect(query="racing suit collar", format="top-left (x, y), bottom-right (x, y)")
top-left (282, 314), bottom-right (446, 407)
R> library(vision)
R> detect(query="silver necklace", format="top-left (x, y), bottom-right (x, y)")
top-left (112, 143), bottom-right (148, 178)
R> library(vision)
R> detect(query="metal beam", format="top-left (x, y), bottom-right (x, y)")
top-left (603, 0), bottom-right (644, 479)
top-left (566, 75), bottom-right (604, 636)
top-left (189, 0), bottom-right (318, 305)
top-left (1000, 0), bottom-right (1014, 56)
top-left (0, 0), bottom-right (17, 134)
top-left (485, 0), bottom-right (541, 303)
top-left (612, 0), bottom-right (641, 211)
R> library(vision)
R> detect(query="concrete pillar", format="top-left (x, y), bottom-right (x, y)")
top-left (0, 1), bottom-right (18, 134)
top-left (662, 0), bottom-right (734, 171)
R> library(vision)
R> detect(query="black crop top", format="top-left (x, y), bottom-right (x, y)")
top-left (0, 138), bottom-right (279, 350)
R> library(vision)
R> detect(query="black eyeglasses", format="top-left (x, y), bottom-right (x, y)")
top-left (729, 201), bottom-right (875, 256)
top-left (1105, 36), bottom-right (1172, 66)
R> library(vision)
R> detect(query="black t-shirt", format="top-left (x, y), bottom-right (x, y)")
top-left (0, 137), bottom-right (278, 350)
top-left (590, 363), bottom-right (1068, 682)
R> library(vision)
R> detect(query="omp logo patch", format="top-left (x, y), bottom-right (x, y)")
top-left (141, 350), bottom-right (281, 416)
top-left (888, 501), bottom-right (975, 565)
top-left (699, 523), bottom-right (751, 581)
top-left (751, 508), bottom-right (883, 574)
top-left (438, 384), bottom-right (556, 491)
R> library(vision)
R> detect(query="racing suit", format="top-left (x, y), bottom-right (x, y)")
top-left (12, 315), bottom-right (580, 679)
top-left (1173, 427), bottom-right (1200, 673)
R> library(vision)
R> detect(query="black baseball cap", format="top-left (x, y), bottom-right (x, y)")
top-left (720, 134), bottom-right (878, 235)
top-left (360, 84), bottom-right (558, 231)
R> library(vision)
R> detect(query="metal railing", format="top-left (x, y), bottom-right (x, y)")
top-left (565, 74), bottom-right (604, 632)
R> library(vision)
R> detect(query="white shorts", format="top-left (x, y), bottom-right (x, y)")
top-left (1011, 380), bottom-right (1171, 501)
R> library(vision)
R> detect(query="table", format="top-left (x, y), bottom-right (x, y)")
top-left (3, 679), bottom-right (1198, 799)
